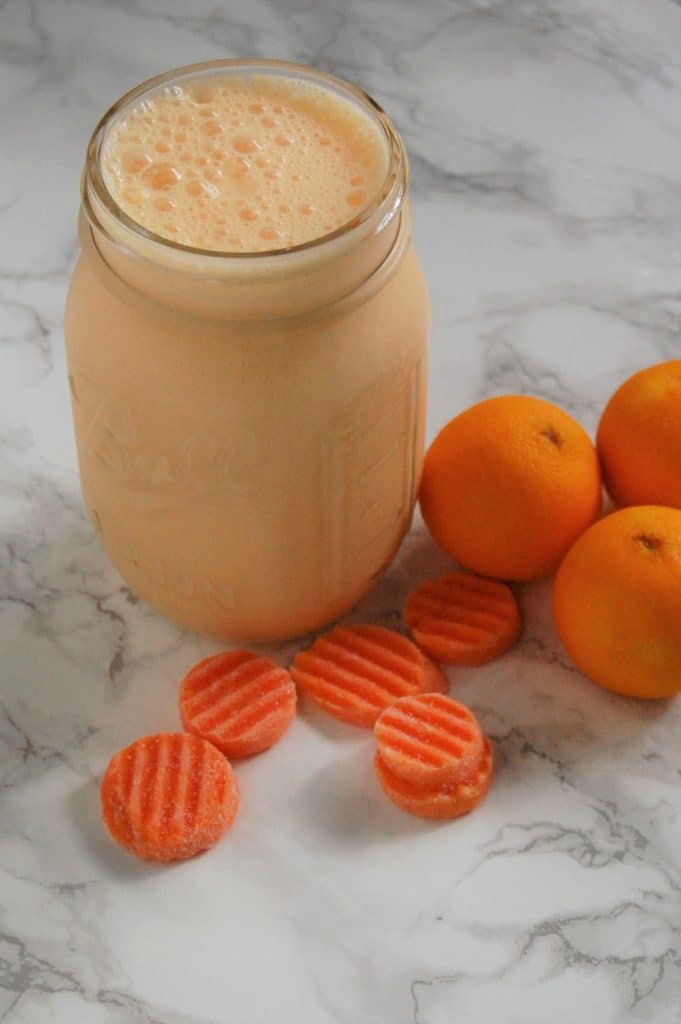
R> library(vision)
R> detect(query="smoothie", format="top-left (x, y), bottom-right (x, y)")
top-left (66, 60), bottom-right (429, 642)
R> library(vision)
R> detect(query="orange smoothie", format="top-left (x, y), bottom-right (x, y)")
top-left (101, 73), bottom-right (389, 251)
top-left (65, 60), bottom-right (429, 642)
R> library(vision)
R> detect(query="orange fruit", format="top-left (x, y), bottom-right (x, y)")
top-left (419, 395), bottom-right (602, 581)
top-left (597, 360), bottom-right (681, 510)
top-left (553, 506), bottom-right (681, 699)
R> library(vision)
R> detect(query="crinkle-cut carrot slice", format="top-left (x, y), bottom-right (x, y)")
top-left (404, 571), bottom-right (521, 665)
top-left (291, 624), bottom-right (448, 728)
top-left (375, 736), bottom-right (493, 820)
top-left (375, 693), bottom-right (484, 786)
top-left (100, 733), bottom-right (239, 862)
top-left (180, 651), bottom-right (296, 758)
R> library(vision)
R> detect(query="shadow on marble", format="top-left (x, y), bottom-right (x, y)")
top-left (347, 523), bottom-right (455, 632)
top-left (392, 522), bottom-right (457, 581)
top-left (296, 743), bottom-right (452, 850)
top-left (295, 690), bottom-right (373, 746)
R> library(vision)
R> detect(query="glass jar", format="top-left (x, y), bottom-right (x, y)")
top-left (65, 59), bottom-right (429, 642)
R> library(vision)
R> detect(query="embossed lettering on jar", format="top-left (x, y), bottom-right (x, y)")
top-left (64, 59), bottom-right (429, 642)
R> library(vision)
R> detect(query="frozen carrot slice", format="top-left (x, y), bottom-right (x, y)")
top-left (404, 571), bottom-right (520, 665)
top-left (374, 693), bottom-right (484, 786)
top-left (100, 732), bottom-right (239, 862)
top-left (375, 736), bottom-right (493, 820)
top-left (180, 651), bottom-right (296, 759)
top-left (291, 624), bottom-right (447, 728)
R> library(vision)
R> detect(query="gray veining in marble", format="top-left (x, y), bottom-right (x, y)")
top-left (1, 1), bottom-right (680, 1022)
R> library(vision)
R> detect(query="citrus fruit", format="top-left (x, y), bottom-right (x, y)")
top-left (419, 395), bottom-right (602, 580)
top-left (553, 505), bottom-right (681, 699)
top-left (597, 360), bottom-right (681, 509)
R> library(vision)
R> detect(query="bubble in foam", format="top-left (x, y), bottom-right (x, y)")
top-left (121, 149), bottom-right (152, 174)
top-left (225, 156), bottom-right (250, 179)
top-left (121, 187), bottom-right (142, 207)
top-left (142, 163), bottom-right (182, 189)
top-left (233, 136), bottom-right (260, 155)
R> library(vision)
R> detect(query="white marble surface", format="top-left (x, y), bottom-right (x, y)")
top-left (1, 1), bottom-right (680, 1021)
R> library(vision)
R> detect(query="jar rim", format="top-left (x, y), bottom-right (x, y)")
top-left (83, 57), bottom-right (407, 262)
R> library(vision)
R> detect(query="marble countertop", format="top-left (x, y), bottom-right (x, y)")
top-left (1, 1), bottom-right (680, 1022)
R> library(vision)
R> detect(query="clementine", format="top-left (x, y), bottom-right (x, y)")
top-left (597, 360), bottom-right (681, 509)
top-left (553, 506), bottom-right (681, 699)
top-left (419, 395), bottom-right (602, 580)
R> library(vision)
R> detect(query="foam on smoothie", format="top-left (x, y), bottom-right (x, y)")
top-left (101, 73), bottom-right (389, 252)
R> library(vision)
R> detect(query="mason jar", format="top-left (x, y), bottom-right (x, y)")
top-left (64, 59), bottom-right (429, 642)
